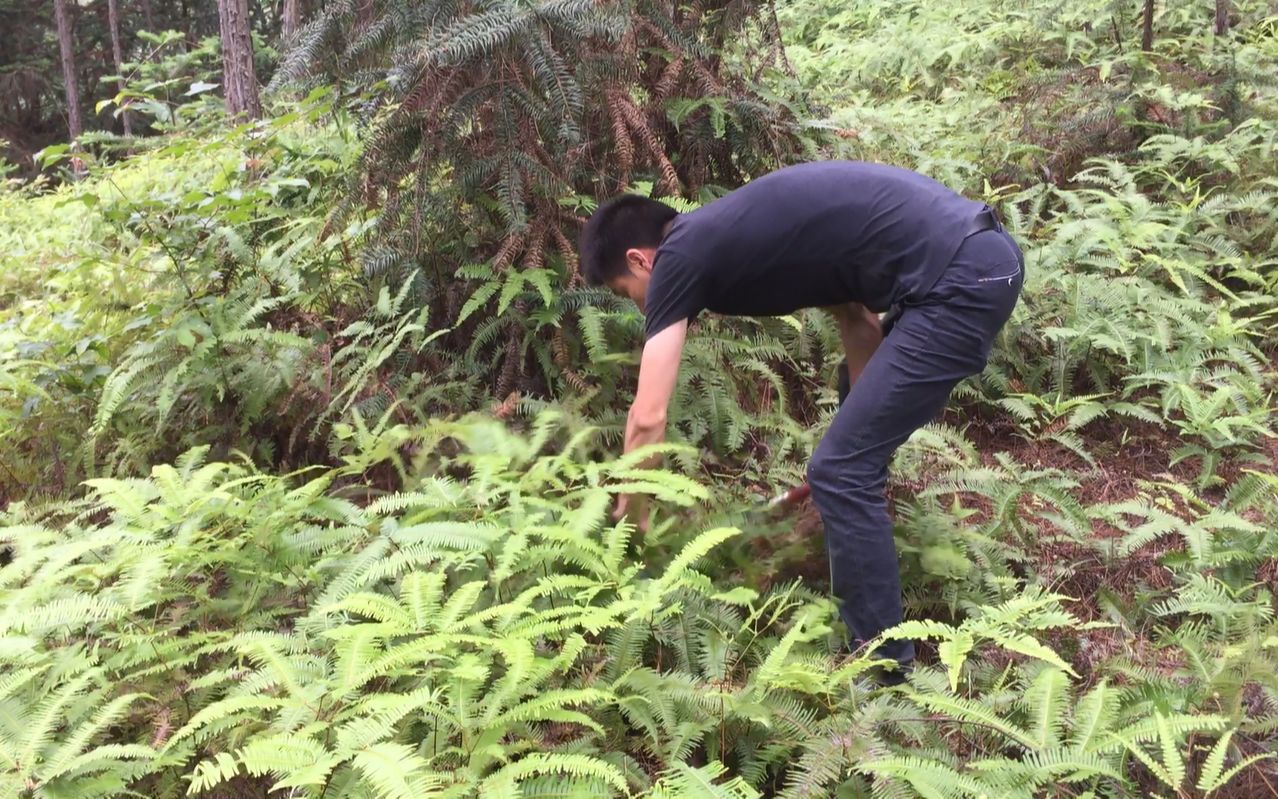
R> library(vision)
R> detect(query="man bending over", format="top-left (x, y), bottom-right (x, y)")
top-left (578, 160), bottom-right (1025, 684)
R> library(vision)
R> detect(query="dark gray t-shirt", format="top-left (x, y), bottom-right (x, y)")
top-left (643, 160), bottom-right (985, 340)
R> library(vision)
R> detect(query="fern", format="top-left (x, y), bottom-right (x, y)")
top-left (647, 760), bottom-right (761, 798)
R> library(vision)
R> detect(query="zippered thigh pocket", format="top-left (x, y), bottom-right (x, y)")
top-left (977, 266), bottom-right (1021, 285)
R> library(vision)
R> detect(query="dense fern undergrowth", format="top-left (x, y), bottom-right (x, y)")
top-left (2, 0), bottom-right (1278, 796)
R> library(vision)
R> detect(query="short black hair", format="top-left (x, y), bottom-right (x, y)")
top-left (579, 195), bottom-right (678, 286)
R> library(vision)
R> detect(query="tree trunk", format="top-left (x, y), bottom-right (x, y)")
top-left (1214, 0), bottom-right (1229, 35)
top-left (107, 0), bottom-right (133, 136)
top-left (282, 0), bottom-right (301, 41)
top-left (53, 0), bottom-right (83, 141)
top-left (1141, 0), bottom-right (1155, 51)
top-left (140, 0), bottom-right (156, 33)
top-left (217, 0), bottom-right (263, 119)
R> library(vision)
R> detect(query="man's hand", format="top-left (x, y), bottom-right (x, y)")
top-left (615, 320), bottom-right (688, 531)
top-left (612, 493), bottom-right (650, 532)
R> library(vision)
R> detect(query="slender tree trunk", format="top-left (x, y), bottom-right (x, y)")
top-left (217, 0), bottom-right (263, 118)
top-left (1214, 0), bottom-right (1229, 34)
top-left (140, 0), bottom-right (156, 32)
top-left (1141, 0), bottom-right (1155, 51)
top-left (107, 0), bottom-right (133, 136)
top-left (282, 0), bottom-right (301, 41)
top-left (53, 0), bottom-right (83, 141)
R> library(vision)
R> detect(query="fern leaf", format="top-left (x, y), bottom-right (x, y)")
top-left (1069, 680), bottom-right (1118, 753)
top-left (239, 733), bottom-right (340, 790)
top-left (908, 691), bottom-right (1038, 750)
top-left (480, 753), bottom-right (627, 795)
top-left (1197, 730), bottom-right (1276, 794)
top-left (352, 742), bottom-right (444, 799)
top-left (649, 760), bottom-right (761, 798)
top-left (651, 528), bottom-right (740, 595)
top-left (1023, 667), bottom-right (1069, 749)
top-left (41, 693), bottom-right (149, 780)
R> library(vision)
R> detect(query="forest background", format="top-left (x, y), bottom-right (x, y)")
top-left (1, 0), bottom-right (1277, 797)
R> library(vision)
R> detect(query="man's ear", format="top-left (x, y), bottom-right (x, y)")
top-left (624, 247), bottom-right (654, 276)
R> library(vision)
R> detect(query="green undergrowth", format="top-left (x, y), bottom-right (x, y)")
top-left (1, 0), bottom-right (1278, 795)
top-left (3, 414), bottom-right (1275, 798)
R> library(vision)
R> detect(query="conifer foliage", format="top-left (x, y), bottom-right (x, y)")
top-left (274, 0), bottom-right (804, 275)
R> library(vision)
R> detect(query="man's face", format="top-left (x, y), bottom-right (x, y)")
top-left (606, 247), bottom-right (657, 312)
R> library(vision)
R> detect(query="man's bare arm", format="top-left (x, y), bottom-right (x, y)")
top-left (829, 303), bottom-right (882, 388)
top-left (615, 319), bottom-right (688, 528)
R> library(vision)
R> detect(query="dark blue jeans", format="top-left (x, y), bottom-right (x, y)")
top-left (809, 226), bottom-right (1025, 667)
